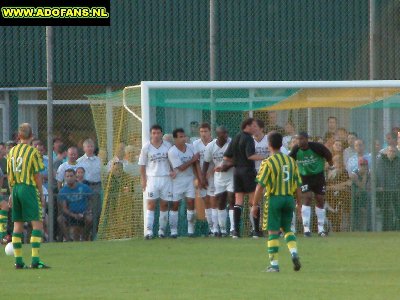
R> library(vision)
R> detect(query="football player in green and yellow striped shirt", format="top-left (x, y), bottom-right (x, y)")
top-left (7, 123), bottom-right (50, 269)
top-left (252, 131), bottom-right (302, 272)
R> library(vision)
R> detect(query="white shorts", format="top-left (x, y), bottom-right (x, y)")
top-left (199, 177), bottom-right (215, 198)
top-left (214, 178), bottom-right (234, 195)
top-left (172, 177), bottom-right (196, 201)
top-left (146, 176), bottom-right (173, 201)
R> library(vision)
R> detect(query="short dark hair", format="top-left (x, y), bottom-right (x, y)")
top-left (199, 122), bottom-right (211, 130)
top-left (53, 137), bottom-right (63, 144)
top-left (76, 167), bottom-right (86, 173)
top-left (241, 118), bottom-right (255, 130)
top-left (387, 131), bottom-right (397, 140)
top-left (64, 168), bottom-right (76, 175)
top-left (328, 116), bottom-right (337, 122)
top-left (150, 124), bottom-right (163, 133)
top-left (172, 128), bottom-right (185, 138)
top-left (348, 132), bottom-right (358, 138)
top-left (255, 119), bottom-right (265, 129)
top-left (268, 131), bottom-right (283, 150)
top-left (337, 127), bottom-right (348, 133)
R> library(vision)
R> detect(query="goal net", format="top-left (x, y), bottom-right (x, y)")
top-left (88, 81), bottom-right (400, 240)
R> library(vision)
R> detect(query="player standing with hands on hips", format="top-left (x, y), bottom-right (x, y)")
top-left (289, 132), bottom-right (333, 237)
top-left (252, 131), bottom-right (302, 272)
top-left (7, 123), bottom-right (49, 269)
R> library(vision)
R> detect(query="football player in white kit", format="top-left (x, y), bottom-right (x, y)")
top-left (192, 123), bottom-right (215, 235)
top-left (168, 128), bottom-right (203, 237)
top-left (203, 126), bottom-right (234, 237)
top-left (138, 125), bottom-right (173, 239)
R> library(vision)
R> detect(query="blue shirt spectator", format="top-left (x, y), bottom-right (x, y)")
top-left (59, 182), bottom-right (92, 214)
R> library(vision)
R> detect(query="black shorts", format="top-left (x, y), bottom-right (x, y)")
top-left (63, 213), bottom-right (85, 227)
top-left (234, 167), bottom-right (257, 193)
top-left (300, 172), bottom-right (326, 195)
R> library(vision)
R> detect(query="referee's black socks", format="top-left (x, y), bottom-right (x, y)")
top-left (234, 205), bottom-right (243, 234)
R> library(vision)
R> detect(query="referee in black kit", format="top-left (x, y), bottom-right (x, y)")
top-left (222, 118), bottom-right (265, 238)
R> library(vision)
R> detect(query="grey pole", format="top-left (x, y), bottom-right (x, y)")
top-left (369, 0), bottom-right (377, 231)
top-left (46, 26), bottom-right (55, 242)
top-left (210, 0), bottom-right (217, 133)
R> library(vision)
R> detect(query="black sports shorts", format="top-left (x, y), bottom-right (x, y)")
top-left (300, 172), bottom-right (326, 195)
top-left (233, 167), bottom-right (257, 193)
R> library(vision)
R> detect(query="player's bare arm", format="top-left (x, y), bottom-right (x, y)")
top-left (140, 165), bottom-right (147, 191)
top-left (202, 161), bottom-right (210, 187)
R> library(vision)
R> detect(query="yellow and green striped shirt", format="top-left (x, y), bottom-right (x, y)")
top-left (7, 143), bottom-right (44, 187)
top-left (256, 152), bottom-right (302, 197)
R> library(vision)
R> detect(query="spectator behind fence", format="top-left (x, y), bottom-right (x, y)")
top-left (266, 111), bottom-right (284, 134)
top-left (343, 132), bottom-right (357, 166)
top-left (350, 158), bottom-right (370, 231)
top-left (336, 128), bottom-right (349, 148)
top-left (57, 169), bottom-right (93, 241)
top-left (77, 138), bottom-right (102, 239)
top-left (56, 146), bottom-right (83, 190)
top-left (76, 167), bottom-right (89, 185)
top-left (376, 146), bottom-right (400, 231)
top-left (326, 155), bottom-right (352, 232)
top-left (346, 139), bottom-right (371, 174)
top-left (52, 137), bottom-right (65, 161)
top-left (332, 139), bottom-right (344, 157)
top-left (324, 132), bottom-right (336, 153)
top-left (283, 121), bottom-right (296, 151)
top-left (107, 142), bottom-right (128, 172)
top-left (123, 145), bottom-right (140, 176)
top-left (380, 132), bottom-right (397, 155)
top-left (324, 116), bottom-right (338, 140)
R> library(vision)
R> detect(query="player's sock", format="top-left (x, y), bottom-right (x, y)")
top-left (218, 209), bottom-right (228, 234)
top-left (0, 209), bottom-right (7, 240)
top-left (301, 205), bottom-right (311, 232)
top-left (291, 212), bottom-right (296, 233)
top-left (233, 205), bottom-right (243, 234)
top-left (315, 207), bottom-right (326, 233)
top-left (253, 206), bottom-right (261, 233)
top-left (12, 232), bottom-right (23, 265)
top-left (205, 208), bottom-right (213, 231)
top-left (229, 209), bottom-right (235, 232)
top-left (146, 210), bottom-right (154, 236)
top-left (211, 209), bottom-right (219, 233)
top-left (268, 234), bottom-right (280, 267)
top-left (284, 232), bottom-right (298, 255)
top-left (169, 211), bottom-right (178, 235)
top-left (159, 211), bottom-right (168, 233)
top-left (187, 210), bottom-right (195, 234)
top-left (31, 230), bottom-right (42, 265)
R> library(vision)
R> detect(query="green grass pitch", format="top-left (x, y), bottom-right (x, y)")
top-left (1, 232), bottom-right (399, 299)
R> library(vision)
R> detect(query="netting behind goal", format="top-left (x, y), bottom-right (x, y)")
top-left (88, 83), bottom-right (400, 239)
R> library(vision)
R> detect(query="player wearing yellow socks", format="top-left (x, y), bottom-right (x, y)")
top-left (253, 131), bottom-right (302, 272)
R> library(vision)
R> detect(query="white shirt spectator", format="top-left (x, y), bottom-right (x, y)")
top-left (77, 154), bottom-right (102, 183)
top-left (138, 141), bottom-right (171, 177)
top-left (56, 162), bottom-right (82, 183)
top-left (346, 153), bottom-right (371, 174)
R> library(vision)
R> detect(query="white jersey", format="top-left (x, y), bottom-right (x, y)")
top-left (192, 138), bottom-right (211, 168)
top-left (254, 135), bottom-right (269, 171)
top-left (168, 143), bottom-right (196, 180)
top-left (204, 138), bottom-right (233, 183)
top-left (138, 141), bottom-right (172, 177)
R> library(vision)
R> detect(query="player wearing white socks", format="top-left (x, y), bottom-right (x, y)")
top-left (203, 126), bottom-right (234, 237)
top-left (289, 132), bottom-right (334, 237)
top-left (138, 125), bottom-right (173, 239)
top-left (168, 128), bottom-right (203, 237)
top-left (192, 123), bottom-right (215, 235)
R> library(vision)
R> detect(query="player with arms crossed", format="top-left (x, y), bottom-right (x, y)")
top-left (203, 126), bottom-right (233, 237)
top-left (7, 123), bottom-right (49, 269)
top-left (168, 128), bottom-right (202, 237)
top-left (252, 131), bottom-right (302, 272)
top-left (192, 123), bottom-right (215, 235)
top-left (139, 125), bottom-right (173, 239)
top-left (289, 132), bottom-right (333, 237)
